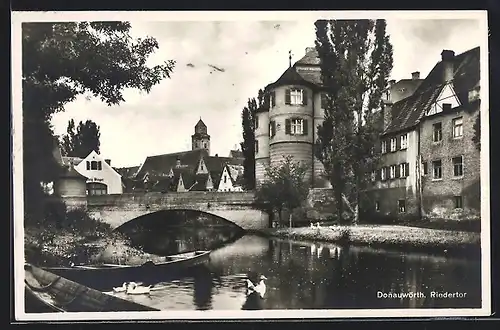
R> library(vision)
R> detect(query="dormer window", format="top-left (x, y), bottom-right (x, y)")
top-left (90, 160), bottom-right (102, 170)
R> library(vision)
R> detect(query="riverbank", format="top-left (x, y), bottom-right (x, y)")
top-left (253, 224), bottom-right (481, 255)
top-left (24, 208), bottom-right (162, 267)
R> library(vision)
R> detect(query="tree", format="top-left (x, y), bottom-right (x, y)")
top-left (61, 119), bottom-right (101, 157)
top-left (255, 155), bottom-right (309, 227)
top-left (472, 113), bottom-right (480, 151)
top-left (314, 19), bottom-right (393, 224)
top-left (240, 88), bottom-right (268, 190)
top-left (22, 22), bottom-right (175, 221)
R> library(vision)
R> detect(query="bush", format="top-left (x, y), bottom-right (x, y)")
top-left (337, 227), bottom-right (352, 243)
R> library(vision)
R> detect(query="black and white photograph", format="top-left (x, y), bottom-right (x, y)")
top-left (12, 10), bottom-right (490, 320)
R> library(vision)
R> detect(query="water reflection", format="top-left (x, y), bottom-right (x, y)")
top-left (98, 234), bottom-right (480, 310)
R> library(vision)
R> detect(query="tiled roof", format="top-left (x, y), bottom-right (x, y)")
top-left (115, 166), bottom-right (140, 178)
top-left (295, 48), bottom-right (321, 66)
top-left (135, 149), bottom-right (209, 179)
top-left (266, 65), bottom-right (319, 90)
top-left (190, 173), bottom-right (210, 191)
top-left (383, 46), bottom-right (479, 135)
top-left (195, 118), bottom-right (206, 129)
top-left (173, 166), bottom-right (197, 190)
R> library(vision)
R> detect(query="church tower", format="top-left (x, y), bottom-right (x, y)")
top-left (191, 118), bottom-right (210, 154)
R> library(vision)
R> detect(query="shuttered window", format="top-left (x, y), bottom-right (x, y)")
top-left (285, 88), bottom-right (307, 105)
top-left (285, 118), bottom-right (308, 136)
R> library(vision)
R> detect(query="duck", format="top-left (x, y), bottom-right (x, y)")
top-left (126, 282), bottom-right (152, 295)
top-left (246, 275), bottom-right (268, 299)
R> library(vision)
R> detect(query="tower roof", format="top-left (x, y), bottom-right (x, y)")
top-left (195, 118), bottom-right (206, 129)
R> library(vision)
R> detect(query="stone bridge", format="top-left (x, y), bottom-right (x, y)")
top-left (85, 191), bottom-right (271, 230)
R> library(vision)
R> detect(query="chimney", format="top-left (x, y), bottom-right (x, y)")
top-left (305, 46), bottom-right (315, 54)
top-left (105, 159), bottom-right (111, 166)
top-left (411, 71), bottom-right (420, 80)
top-left (176, 156), bottom-right (181, 167)
top-left (215, 153), bottom-right (218, 157)
top-left (441, 50), bottom-right (455, 83)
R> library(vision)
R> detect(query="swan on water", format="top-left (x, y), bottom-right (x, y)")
top-left (246, 275), bottom-right (268, 299)
top-left (126, 282), bottom-right (152, 295)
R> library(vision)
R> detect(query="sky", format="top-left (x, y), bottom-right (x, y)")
top-left (49, 16), bottom-right (483, 168)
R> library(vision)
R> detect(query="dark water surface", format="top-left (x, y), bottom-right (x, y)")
top-left (104, 229), bottom-right (481, 310)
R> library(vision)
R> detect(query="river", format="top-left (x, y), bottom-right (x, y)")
top-left (103, 234), bottom-right (481, 310)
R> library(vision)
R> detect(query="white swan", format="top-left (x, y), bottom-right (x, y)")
top-left (112, 282), bottom-right (128, 293)
top-left (126, 282), bottom-right (152, 295)
top-left (246, 275), bottom-right (268, 299)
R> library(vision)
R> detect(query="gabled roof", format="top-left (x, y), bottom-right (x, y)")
top-left (383, 46), bottom-right (480, 135)
top-left (173, 167), bottom-right (197, 190)
top-left (135, 149), bottom-right (209, 179)
top-left (223, 163), bottom-right (245, 186)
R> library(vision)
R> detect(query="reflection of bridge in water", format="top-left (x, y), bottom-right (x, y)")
top-left (84, 191), bottom-right (270, 230)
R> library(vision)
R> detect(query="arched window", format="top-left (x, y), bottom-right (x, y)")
top-left (87, 182), bottom-right (108, 195)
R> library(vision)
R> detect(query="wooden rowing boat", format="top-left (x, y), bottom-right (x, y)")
top-left (45, 250), bottom-right (210, 276)
top-left (24, 264), bottom-right (159, 313)
top-left (42, 250), bottom-right (211, 289)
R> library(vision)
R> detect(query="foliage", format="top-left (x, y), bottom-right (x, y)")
top-left (22, 21), bottom-right (175, 219)
top-left (472, 113), bottom-right (480, 151)
top-left (61, 119), bottom-right (101, 157)
top-left (314, 19), bottom-right (394, 223)
top-left (240, 88), bottom-right (269, 190)
top-left (255, 155), bottom-right (309, 225)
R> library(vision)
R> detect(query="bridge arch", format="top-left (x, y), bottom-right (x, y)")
top-left (85, 192), bottom-right (270, 230)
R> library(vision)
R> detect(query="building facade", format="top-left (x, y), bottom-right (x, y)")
top-left (255, 47), bottom-right (331, 188)
top-left (366, 47), bottom-right (480, 221)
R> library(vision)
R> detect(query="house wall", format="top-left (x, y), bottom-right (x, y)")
top-left (218, 167), bottom-right (235, 192)
top-left (75, 151), bottom-right (123, 194)
top-left (419, 104), bottom-right (480, 220)
top-left (268, 84), bottom-right (314, 185)
top-left (366, 129), bottom-right (420, 221)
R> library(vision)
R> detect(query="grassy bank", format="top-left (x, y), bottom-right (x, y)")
top-left (254, 225), bottom-right (481, 255)
top-left (24, 207), bottom-right (162, 267)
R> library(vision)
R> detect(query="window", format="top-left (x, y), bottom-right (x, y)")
top-left (454, 196), bottom-right (463, 209)
top-left (90, 160), bottom-right (102, 170)
top-left (290, 89), bottom-right (303, 105)
top-left (87, 182), bottom-right (107, 196)
top-left (224, 175), bottom-right (227, 184)
top-left (255, 116), bottom-right (259, 129)
top-left (453, 117), bottom-right (463, 138)
top-left (269, 121), bottom-right (276, 137)
top-left (385, 90), bottom-right (390, 101)
top-left (86, 161), bottom-right (90, 170)
top-left (433, 122), bottom-right (442, 142)
top-left (432, 160), bottom-right (442, 179)
top-left (200, 163), bottom-right (204, 171)
top-left (398, 200), bottom-right (406, 213)
top-left (400, 163), bottom-right (409, 177)
top-left (381, 141), bottom-right (387, 154)
top-left (375, 201), bottom-right (380, 211)
top-left (442, 103), bottom-right (452, 112)
top-left (204, 143), bottom-right (207, 148)
top-left (389, 165), bottom-right (396, 179)
top-left (381, 167), bottom-right (387, 181)
top-left (453, 156), bottom-right (463, 177)
top-left (291, 118), bottom-right (303, 135)
top-left (255, 140), bottom-right (259, 154)
top-left (371, 170), bottom-right (376, 182)
top-left (390, 137), bottom-right (397, 152)
top-left (400, 134), bottom-right (408, 150)
top-left (422, 162), bottom-right (428, 176)
top-left (285, 118), bottom-right (308, 136)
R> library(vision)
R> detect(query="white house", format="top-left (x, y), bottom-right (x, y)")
top-left (217, 163), bottom-right (244, 192)
top-left (72, 150), bottom-right (123, 195)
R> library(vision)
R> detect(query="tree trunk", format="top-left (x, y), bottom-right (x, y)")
top-left (289, 213), bottom-right (293, 228)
